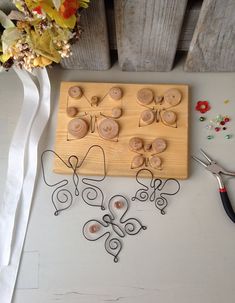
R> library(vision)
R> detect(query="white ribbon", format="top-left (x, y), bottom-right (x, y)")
top-left (0, 68), bottom-right (39, 267)
top-left (0, 67), bottom-right (51, 303)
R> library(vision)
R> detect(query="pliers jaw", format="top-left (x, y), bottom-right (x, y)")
top-left (192, 149), bottom-right (235, 223)
top-left (192, 149), bottom-right (225, 189)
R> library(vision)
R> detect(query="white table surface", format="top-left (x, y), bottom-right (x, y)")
top-left (1, 61), bottom-right (235, 303)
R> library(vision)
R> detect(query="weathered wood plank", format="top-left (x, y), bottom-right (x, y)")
top-left (61, 0), bottom-right (110, 70)
top-left (114, 0), bottom-right (188, 71)
top-left (185, 0), bottom-right (235, 72)
top-left (178, 0), bottom-right (201, 51)
top-left (0, 0), bottom-right (15, 12)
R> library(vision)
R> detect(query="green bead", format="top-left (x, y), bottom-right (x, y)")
top-left (199, 116), bottom-right (205, 121)
top-left (225, 134), bottom-right (232, 139)
top-left (207, 135), bottom-right (214, 140)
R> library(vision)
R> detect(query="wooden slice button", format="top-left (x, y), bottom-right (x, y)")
top-left (68, 118), bottom-right (88, 139)
top-left (149, 155), bottom-right (162, 169)
top-left (164, 88), bottom-right (181, 106)
top-left (98, 118), bottom-right (119, 140)
top-left (152, 138), bottom-right (167, 153)
top-left (111, 107), bottom-right (122, 118)
top-left (155, 95), bottom-right (163, 104)
top-left (91, 96), bottom-right (99, 106)
top-left (129, 137), bottom-right (143, 151)
top-left (161, 110), bottom-right (177, 125)
top-left (67, 106), bottom-right (78, 117)
top-left (137, 88), bottom-right (154, 105)
top-left (109, 87), bottom-right (123, 100)
top-left (114, 201), bottom-right (124, 209)
top-left (89, 224), bottom-right (100, 234)
top-left (131, 155), bottom-right (145, 169)
top-left (144, 143), bottom-right (152, 151)
top-left (68, 86), bottom-right (83, 99)
top-left (140, 109), bottom-right (155, 125)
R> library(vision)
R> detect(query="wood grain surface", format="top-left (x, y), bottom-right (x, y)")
top-left (114, 0), bottom-right (188, 71)
top-left (61, 0), bottom-right (110, 70)
top-left (185, 0), bottom-right (235, 72)
top-left (54, 82), bottom-right (189, 179)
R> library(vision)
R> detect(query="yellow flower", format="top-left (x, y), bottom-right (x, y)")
top-left (33, 56), bottom-right (52, 67)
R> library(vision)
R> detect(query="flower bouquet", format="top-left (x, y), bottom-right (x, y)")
top-left (0, 0), bottom-right (89, 71)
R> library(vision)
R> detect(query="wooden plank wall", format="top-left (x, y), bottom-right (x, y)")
top-left (114, 0), bottom-right (188, 71)
top-left (1, 0), bottom-right (235, 72)
top-left (0, 0), bottom-right (14, 12)
top-left (185, 0), bottom-right (235, 72)
top-left (178, 0), bottom-right (202, 51)
top-left (61, 0), bottom-right (111, 70)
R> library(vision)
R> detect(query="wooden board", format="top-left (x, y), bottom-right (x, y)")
top-left (54, 82), bottom-right (189, 179)
top-left (185, 0), bottom-right (235, 72)
top-left (61, 0), bottom-right (110, 70)
top-left (114, 0), bottom-right (188, 71)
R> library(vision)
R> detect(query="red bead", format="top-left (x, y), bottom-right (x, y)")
top-left (215, 127), bottom-right (221, 132)
top-left (220, 121), bottom-right (225, 125)
top-left (224, 117), bottom-right (230, 122)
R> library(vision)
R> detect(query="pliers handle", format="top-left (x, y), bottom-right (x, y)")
top-left (193, 149), bottom-right (235, 223)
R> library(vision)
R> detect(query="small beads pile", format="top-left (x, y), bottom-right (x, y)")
top-left (195, 100), bottom-right (233, 140)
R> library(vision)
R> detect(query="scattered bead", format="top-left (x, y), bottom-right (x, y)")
top-left (224, 99), bottom-right (230, 104)
top-left (216, 115), bottom-right (223, 121)
top-left (220, 121), bottom-right (225, 125)
top-left (223, 127), bottom-right (227, 130)
top-left (215, 127), bottom-right (220, 132)
top-left (206, 124), bottom-right (213, 130)
top-left (199, 116), bottom-right (206, 122)
top-left (207, 135), bottom-right (214, 140)
top-left (225, 134), bottom-right (232, 139)
top-left (224, 117), bottom-right (230, 123)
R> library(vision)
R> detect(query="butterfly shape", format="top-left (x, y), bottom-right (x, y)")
top-left (82, 195), bottom-right (147, 262)
top-left (41, 145), bottom-right (106, 215)
top-left (132, 169), bottom-right (181, 214)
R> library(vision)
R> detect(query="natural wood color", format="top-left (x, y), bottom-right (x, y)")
top-left (185, 0), bottom-right (235, 72)
top-left (54, 82), bottom-right (189, 179)
top-left (61, 0), bottom-right (110, 70)
top-left (114, 0), bottom-right (188, 71)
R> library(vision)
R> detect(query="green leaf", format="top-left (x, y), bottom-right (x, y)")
top-left (1, 28), bottom-right (21, 53)
top-left (0, 10), bottom-right (15, 28)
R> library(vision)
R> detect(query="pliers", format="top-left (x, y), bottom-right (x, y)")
top-left (193, 149), bottom-right (235, 223)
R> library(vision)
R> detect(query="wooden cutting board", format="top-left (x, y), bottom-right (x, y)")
top-left (54, 82), bottom-right (189, 179)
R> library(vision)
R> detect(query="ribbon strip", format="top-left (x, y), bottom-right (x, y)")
top-left (0, 68), bottom-right (39, 267)
top-left (0, 68), bottom-right (51, 303)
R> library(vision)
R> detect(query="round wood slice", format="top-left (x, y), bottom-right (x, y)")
top-left (164, 88), bottom-right (182, 106)
top-left (152, 138), bottom-right (167, 153)
top-left (68, 86), bottom-right (83, 99)
top-left (68, 118), bottom-right (88, 139)
top-left (137, 88), bottom-right (154, 105)
top-left (98, 118), bottom-right (119, 140)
